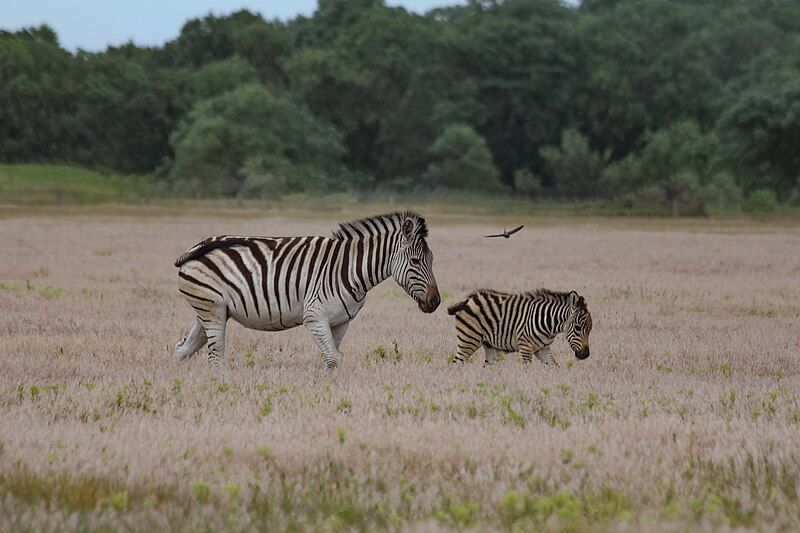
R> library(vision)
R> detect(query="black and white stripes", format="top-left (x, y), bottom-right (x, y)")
top-left (174, 212), bottom-right (440, 368)
top-left (447, 288), bottom-right (592, 365)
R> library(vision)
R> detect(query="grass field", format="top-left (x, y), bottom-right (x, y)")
top-left (3, 162), bottom-right (799, 221)
top-left (0, 164), bottom-right (156, 205)
top-left (0, 206), bottom-right (798, 531)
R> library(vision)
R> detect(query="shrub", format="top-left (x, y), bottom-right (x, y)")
top-left (513, 168), bottom-right (542, 198)
top-left (256, 444), bottom-right (273, 460)
top-left (744, 189), bottom-right (778, 213)
top-left (103, 491), bottom-right (128, 512)
top-left (703, 171), bottom-right (742, 211)
top-left (191, 481), bottom-right (212, 504)
top-left (540, 129), bottom-right (604, 197)
top-left (423, 124), bottom-right (503, 192)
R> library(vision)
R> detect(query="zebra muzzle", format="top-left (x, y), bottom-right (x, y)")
top-left (418, 283), bottom-right (440, 313)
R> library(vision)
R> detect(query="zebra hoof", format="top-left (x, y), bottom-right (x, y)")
top-left (174, 344), bottom-right (189, 361)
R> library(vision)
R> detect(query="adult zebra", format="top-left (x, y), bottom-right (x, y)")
top-left (173, 212), bottom-right (440, 369)
top-left (447, 288), bottom-right (592, 365)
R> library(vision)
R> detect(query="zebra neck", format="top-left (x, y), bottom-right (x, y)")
top-left (351, 232), bottom-right (402, 296)
top-left (554, 306), bottom-right (575, 334)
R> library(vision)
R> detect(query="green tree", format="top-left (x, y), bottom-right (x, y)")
top-left (0, 26), bottom-right (77, 162)
top-left (703, 171), bottom-right (742, 212)
top-left (601, 121), bottom-right (709, 216)
top-left (285, 2), bottom-right (465, 183)
top-left (75, 54), bottom-right (174, 173)
top-left (4, 1), bottom-right (800, 202)
top-left (187, 56), bottom-right (257, 102)
top-left (450, 0), bottom-right (579, 184)
top-left (717, 70), bottom-right (800, 198)
top-left (540, 129), bottom-right (604, 198)
top-left (744, 189), bottom-right (778, 214)
top-left (513, 168), bottom-right (542, 198)
top-left (576, 2), bottom-right (723, 160)
top-left (423, 124), bottom-right (502, 191)
top-left (167, 84), bottom-right (346, 198)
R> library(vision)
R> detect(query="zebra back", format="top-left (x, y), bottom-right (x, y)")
top-left (174, 236), bottom-right (277, 267)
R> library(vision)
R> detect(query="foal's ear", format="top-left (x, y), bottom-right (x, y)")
top-left (569, 291), bottom-right (579, 305)
top-left (569, 291), bottom-right (585, 308)
top-left (402, 217), bottom-right (414, 241)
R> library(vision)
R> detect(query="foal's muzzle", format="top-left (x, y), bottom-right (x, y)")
top-left (575, 346), bottom-right (590, 360)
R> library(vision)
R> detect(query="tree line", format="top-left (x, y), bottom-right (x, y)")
top-left (2, 0), bottom-right (799, 213)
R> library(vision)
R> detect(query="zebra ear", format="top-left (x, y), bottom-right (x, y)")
top-left (569, 291), bottom-right (579, 305)
top-left (402, 217), bottom-right (414, 241)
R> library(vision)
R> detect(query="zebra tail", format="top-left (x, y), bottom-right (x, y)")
top-left (447, 299), bottom-right (470, 316)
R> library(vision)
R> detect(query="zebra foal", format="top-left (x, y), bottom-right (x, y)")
top-left (174, 212), bottom-right (440, 369)
top-left (447, 289), bottom-right (592, 365)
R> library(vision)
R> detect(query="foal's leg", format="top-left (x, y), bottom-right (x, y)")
top-left (535, 345), bottom-right (557, 366)
top-left (483, 346), bottom-right (502, 366)
top-left (453, 330), bottom-right (481, 363)
top-left (533, 338), bottom-right (557, 365)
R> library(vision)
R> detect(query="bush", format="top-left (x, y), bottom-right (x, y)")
top-left (787, 186), bottom-right (800, 207)
top-left (191, 481), bottom-right (212, 504)
top-left (600, 121), bottom-right (710, 215)
top-left (513, 168), bottom-right (542, 198)
top-left (744, 189), bottom-right (778, 213)
top-left (166, 84), bottom-right (347, 198)
top-left (703, 171), bottom-right (742, 211)
top-left (423, 124), bottom-right (504, 192)
top-left (540, 129), bottom-right (604, 198)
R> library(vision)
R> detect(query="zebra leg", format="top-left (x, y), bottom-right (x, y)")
top-left (453, 332), bottom-right (481, 363)
top-left (483, 347), bottom-right (501, 366)
top-left (204, 309), bottom-right (229, 367)
top-left (520, 341), bottom-right (535, 364)
top-left (535, 345), bottom-right (557, 366)
top-left (174, 319), bottom-right (207, 361)
top-left (331, 322), bottom-right (350, 350)
top-left (304, 318), bottom-right (340, 369)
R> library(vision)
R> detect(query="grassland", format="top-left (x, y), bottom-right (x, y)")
top-left (0, 206), bottom-right (798, 531)
top-left (3, 162), bottom-right (799, 221)
top-left (0, 164), bottom-right (156, 205)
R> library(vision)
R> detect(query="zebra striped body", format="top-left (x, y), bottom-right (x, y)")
top-left (447, 288), bottom-right (592, 365)
top-left (177, 235), bottom-right (368, 332)
top-left (175, 213), bottom-right (439, 368)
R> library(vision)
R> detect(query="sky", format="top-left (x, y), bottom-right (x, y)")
top-left (0, 0), bottom-right (462, 51)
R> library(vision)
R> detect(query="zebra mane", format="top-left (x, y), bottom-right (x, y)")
top-left (525, 289), bottom-right (587, 310)
top-left (524, 288), bottom-right (569, 301)
top-left (331, 212), bottom-right (428, 240)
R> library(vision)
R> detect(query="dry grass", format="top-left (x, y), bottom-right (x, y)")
top-left (0, 207), bottom-right (799, 531)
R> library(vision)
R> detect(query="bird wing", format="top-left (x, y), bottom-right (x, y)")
top-left (484, 233), bottom-right (505, 238)
top-left (506, 225), bottom-right (524, 235)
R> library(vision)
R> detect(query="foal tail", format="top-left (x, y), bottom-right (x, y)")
top-left (447, 299), bottom-right (470, 316)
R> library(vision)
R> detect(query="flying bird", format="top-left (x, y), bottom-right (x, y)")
top-left (485, 225), bottom-right (524, 239)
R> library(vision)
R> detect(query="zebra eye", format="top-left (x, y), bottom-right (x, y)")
top-left (409, 257), bottom-right (420, 266)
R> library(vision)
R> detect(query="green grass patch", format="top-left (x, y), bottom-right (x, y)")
top-left (1, 456), bottom-right (798, 530)
top-left (0, 464), bottom-right (175, 512)
top-left (0, 163), bottom-right (156, 205)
